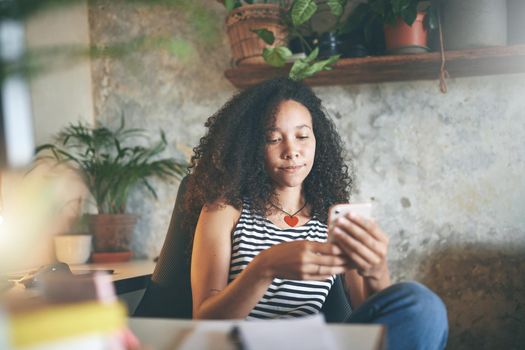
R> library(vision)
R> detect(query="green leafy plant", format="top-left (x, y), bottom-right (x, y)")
top-left (345, 0), bottom-right (438, 38)
top-left (288, 47), bottom-right (339, 80)
top-left (34, 118), bottom-right (187, 214)
top-left (374, 0), bottom-right (437, 29)
top-left (282, 0), bottom-right (349, 51)
top-left (253, 0), bottom-right (347, 80)
top-left (342, 0), bottom-right (437, 54)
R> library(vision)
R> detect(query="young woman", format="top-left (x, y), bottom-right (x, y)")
top-left (184, 77), bottom-right (448, 349)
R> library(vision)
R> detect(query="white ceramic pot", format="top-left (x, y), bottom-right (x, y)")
top-left (54, 235), bottom-right (92, 265)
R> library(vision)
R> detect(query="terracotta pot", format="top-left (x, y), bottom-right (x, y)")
top-left (87, 214), bottom-right (138, 253)
top-left (384, 12), bottom-right (428, 54)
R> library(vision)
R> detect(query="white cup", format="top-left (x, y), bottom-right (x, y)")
top-left (54, 235), bottom-right (92, 265)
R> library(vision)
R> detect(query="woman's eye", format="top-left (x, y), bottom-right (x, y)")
top-left (298, 135), bottom-right (309, 140)
top-left (266, 138), bottom-right (279, 144)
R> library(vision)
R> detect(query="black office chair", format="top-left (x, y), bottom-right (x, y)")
top-left (134, 175), bottom-right (352, 322)
top-left (133, 175), bottom-right (193, 318)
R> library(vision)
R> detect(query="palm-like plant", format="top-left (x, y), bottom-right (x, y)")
top-left (35, 118), bottom-right (187, 214)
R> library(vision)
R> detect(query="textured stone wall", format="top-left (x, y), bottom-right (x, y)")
top-left (89, 1), bottom-right (525, 348)
top-left (320, 80), bottom-right (525, 349)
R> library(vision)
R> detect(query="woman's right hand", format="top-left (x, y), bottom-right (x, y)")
top-left (255, 240), bottom-right (347, 281)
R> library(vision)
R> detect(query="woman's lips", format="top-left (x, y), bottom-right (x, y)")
top-left (279, 164), bottom-right (304, 173)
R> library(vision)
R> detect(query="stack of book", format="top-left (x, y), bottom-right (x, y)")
top-left (0, 272), bottom-right (131, 350)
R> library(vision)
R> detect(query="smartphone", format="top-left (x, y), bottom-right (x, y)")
top-left (328, 203), bottom-right (373, 242)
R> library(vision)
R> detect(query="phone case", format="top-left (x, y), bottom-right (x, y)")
top-left (328, 203), bottom-right (373, 242)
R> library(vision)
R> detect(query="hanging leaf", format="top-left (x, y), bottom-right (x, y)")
top-left (304, 47), bottom-right (319, 64)
top-left (326, 0), bottom-right (345, 17)
top-left (289, 53), bottom-right (339, 81)
top-left (291, 0), bottom-right (317, 26)
top-left (251, 28), bottom-right (275, 45)
top-left (263, 46), bottom-right (292, 67)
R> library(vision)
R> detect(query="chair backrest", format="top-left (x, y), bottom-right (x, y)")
top-left (321, 274), bottom-right (352, 323)
top-left (134, 174), bottom-right (352, 321)
top-left (133, 175), bottom-right (193, 318)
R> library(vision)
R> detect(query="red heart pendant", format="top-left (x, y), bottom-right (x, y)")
top-left (284, 215), bottom-right (299, 227)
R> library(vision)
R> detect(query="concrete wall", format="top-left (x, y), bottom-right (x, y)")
top-left (88, 1), bottom-right (525, 348)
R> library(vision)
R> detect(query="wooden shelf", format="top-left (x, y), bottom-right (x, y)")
top-left (224, 45), bottom-right (525, 89)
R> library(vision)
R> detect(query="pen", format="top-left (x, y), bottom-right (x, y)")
top-left (228, 325), bottom-right (246, 350)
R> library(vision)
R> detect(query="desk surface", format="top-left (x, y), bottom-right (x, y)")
top-left (72, 259), bottom-right (156, 282)
top-left (73, 259), bottom-right (156, 294)
top-left (5, 259), bottom-right (156, 297)
top-left (129, 317), bottom-right (385, 350)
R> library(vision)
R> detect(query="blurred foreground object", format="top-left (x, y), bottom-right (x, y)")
top-left (0, 271), bottom-right (135, 350)
top-left (0, 19), bottom-right (34, 169)
top-left (0, 167), bottom-right (87, 273)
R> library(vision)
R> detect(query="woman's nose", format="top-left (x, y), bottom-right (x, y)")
top-left (282, 140), bottom-right (299, 159)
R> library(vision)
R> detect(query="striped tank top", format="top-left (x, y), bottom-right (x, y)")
top-left (228, 201), bottom-right (335, 320)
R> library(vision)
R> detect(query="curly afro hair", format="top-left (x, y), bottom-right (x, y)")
top-left (183, 77), bottom-right (352, 233)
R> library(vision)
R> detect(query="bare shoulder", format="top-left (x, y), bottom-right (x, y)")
top-left (197, 199), bottom-right (242, 235)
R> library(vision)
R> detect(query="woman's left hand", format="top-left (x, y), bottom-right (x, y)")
top-left (332, 212), bottom-right (389, 282)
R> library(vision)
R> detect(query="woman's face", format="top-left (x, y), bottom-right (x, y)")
top-left (264, 100), bottom-right (316, 190)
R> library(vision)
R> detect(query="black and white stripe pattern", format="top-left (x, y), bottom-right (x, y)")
top-left (229, 201), bottom-right (335, 320)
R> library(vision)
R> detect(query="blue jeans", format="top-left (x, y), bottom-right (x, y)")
top-left (345, 282), bottom-right (448, 350)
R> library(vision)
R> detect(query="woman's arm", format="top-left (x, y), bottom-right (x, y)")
top-left (191, 202), bottom-right (273, 319)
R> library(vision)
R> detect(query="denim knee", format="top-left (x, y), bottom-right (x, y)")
top-left (344, 281), bottom-right (449, 349)
top-left (394, 282), bottom-right (449, 344)
top-left (394, 282), bottom-right (447, 316)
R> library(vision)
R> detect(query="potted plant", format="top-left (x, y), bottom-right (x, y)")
top-left (344, 0), bottom-right (437, 55)
top-left (220, 0), bottom-right (341, 80)
top-left (254, 0), bottom-right (344, 80)
top-left (223, 0), bottom-right (290, 65)
top-left (34, 118), bottom-right (187, 262)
